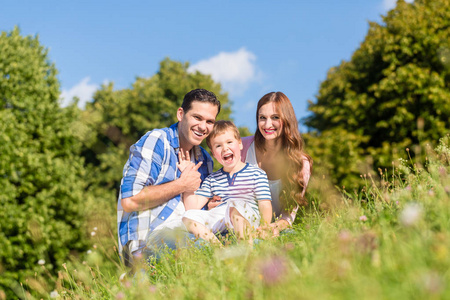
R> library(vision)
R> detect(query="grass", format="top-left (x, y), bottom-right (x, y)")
top-left (16, 136), bottom-right (450, 299)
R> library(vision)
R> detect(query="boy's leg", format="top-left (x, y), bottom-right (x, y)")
top-left (182, 206), bottom-right (228, 246)
top-left (228, 207), bottom-right (253, 244)
top-left (182, 217), bottom-right (222, 245)
top-left (225, 200), bottom-right (261, 244)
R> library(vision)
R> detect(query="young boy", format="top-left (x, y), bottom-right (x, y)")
top-left (180, 120), bottom-right (272, 244)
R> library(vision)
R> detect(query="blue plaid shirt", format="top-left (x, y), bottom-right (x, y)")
top-left (117, 123), bottom-right (213, 257)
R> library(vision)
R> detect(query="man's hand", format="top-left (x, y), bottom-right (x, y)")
top-left (178, 161), bottom-right (203, 193)
top-left (121, 160), bottom-right (203, 213)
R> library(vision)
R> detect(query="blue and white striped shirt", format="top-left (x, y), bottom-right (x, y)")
top-left (195, 163), bottom-right (271, 213)
top-left (117, 123), bottom-right (213, 257)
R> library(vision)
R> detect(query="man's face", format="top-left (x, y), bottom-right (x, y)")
top-left (177, 101), bottom-right (219, 151)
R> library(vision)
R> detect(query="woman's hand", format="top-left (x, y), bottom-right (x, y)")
top-left (256, 223), bottom-right (280, 239)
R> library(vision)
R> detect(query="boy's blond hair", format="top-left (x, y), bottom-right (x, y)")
top-left (206, 120), bottom-right (241, 149)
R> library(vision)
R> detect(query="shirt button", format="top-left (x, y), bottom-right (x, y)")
top-left (161, 216), bottom-right (165, 220)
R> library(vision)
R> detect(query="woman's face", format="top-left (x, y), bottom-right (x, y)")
top-left (258, 102), bottom-right (283, 141)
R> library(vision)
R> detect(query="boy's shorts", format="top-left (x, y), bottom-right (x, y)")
top-left (183, 199), bottom-right (261, 233)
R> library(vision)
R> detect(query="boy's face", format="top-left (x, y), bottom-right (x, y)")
top-left (210, 130), bottom-right (243, 173)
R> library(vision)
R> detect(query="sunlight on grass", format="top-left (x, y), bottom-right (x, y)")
top-left (18, 136), bottom-right (450, 299)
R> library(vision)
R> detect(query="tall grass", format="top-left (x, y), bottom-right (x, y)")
top-left (15, 136), bottom-right (450, 299)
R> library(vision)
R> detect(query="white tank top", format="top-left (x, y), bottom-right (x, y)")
top-left (245, 141), bottom-right (284, 217)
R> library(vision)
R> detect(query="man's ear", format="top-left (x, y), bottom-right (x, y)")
top-left (176, 107), bottom-right (184, 122)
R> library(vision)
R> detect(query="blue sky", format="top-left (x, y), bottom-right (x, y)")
top-left (1, 0), bottom-right (410, 132)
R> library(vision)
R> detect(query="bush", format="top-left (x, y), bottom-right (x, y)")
top-left (0, 27), bottom-right (89, 297)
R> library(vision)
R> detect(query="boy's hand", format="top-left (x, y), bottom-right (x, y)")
top-left (207, 195), bottom-right (222, 210)
top-left (177, 149), bottom-right (192, 172)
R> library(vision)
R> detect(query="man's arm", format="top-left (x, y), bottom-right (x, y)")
top-left (121, 162), bottom-right (202, 213)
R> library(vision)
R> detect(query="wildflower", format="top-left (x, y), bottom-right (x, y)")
top-left (149, 285), bottom-right (157, 293)
top-left (337, 259), bottom-right (351, 278)
top-left (399, 203), bottom-right (422, 227)
top-left (91, 231), bottom-right (96, 236)
top-left (338, 230), bottom-right (352, 254)
top-left (50, 290), bottom-right (59, 298)
top-left (428, 190), bottom-right (435, 197)
top-left (216, 245), bottom-right (248, 261)
top-left (359, 215), bottom-right (368, 222)
top-left (37, 259), bottom-right (45, 265)
top-left (355, 231), bottom-right (377, 254)
top-left (93, 244), bottom-right (97, 249)
top-left (258, 255), bottom-right (288, 285)
top-left (116, 291), bottom-right (125, 300)
top-left (123, 280), bottom-right (132, 288)
top-left (421, 272), bottom-right (443, 295)
top-left (87, 250), bottom-right (92, 254)
top-left (338, 230), bottom-right (352, 243)
top-left (93, 227), bottom-right (98, 231)
top-left (405, 185), bottom-right (412, 191)
top-left (119, 272), bottom-right (127, 282)
top-left (284, 242), bottom-right (295, 251)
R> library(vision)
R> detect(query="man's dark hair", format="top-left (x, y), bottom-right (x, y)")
top-left (181, 89), bottom-right (221, 115)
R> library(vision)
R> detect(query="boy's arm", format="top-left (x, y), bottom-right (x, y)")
top-left (177, 149), bottom-right (211, 210)
top-left (258, 200), bottom-right (272, 225)
top-left (184, 193), bottom-right (209, 210)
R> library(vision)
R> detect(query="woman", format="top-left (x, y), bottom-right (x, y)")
top-left (241, 92), bottom-right (312, 237)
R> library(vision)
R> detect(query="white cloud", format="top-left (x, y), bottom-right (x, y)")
top-left (382, 0), bottom-right (414, 11)
top-left (188, 48), bottom-right (259, 96)
top-left (60, 77), bottom-right (98, 108)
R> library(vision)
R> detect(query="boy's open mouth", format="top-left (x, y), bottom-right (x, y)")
top-left (223, 153), bottom-right (234, 163)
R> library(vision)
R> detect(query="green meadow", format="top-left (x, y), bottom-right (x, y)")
top-left (21, 136), bottom-right (448, 300)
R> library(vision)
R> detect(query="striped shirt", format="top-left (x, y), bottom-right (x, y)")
top-left (117, 123), bottom-right (213, 258)
top-left (195, 163), bottom-right (271, 213)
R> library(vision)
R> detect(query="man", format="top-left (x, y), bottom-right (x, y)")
top-left (117, 89), bottom-right (220, 266)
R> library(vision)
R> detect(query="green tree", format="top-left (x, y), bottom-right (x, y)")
top-left (305, 0), bottom-right (450, 189)
top-left (0, 27), bottom-right (89, 297)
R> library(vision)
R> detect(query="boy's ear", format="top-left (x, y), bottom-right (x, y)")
top-left (176, 107), bottom-right (184, 122)
top-left (239, 140), bottom-right (243, 150)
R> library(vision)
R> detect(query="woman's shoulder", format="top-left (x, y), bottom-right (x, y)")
top-left (241, 135), bottom-right (255, 145)
top-left (240, 136), bottom-right (255, 163)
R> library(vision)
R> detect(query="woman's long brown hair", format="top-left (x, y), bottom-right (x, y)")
top-left (255, 92), bottom-right (312, 207)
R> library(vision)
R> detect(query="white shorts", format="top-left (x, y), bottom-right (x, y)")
top-left (183, 200), bottom-right (261, 233)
